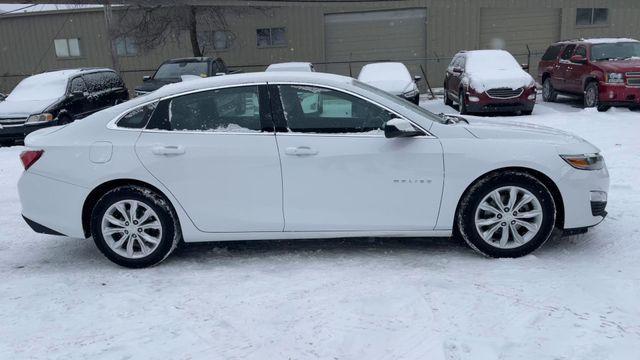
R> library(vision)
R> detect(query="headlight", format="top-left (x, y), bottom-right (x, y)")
top-left (606, 73), bottom-right (624, 84)
top-left (560, 153), bottom-right (604, 170)
top-left (403, 89), bottom-right (419, 98)
top-left (25, 113), bottom-right (54, 124)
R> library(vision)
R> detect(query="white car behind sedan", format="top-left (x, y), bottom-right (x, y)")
top-left (358, 62), bottom-right (421, 104)
top-left (18, 72), bottom-right (609, 267)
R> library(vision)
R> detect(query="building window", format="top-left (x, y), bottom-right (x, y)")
top-left (256, 27), bottom-right (286, 48)
top-left (576, 8), bottom-right (609, 26)
top-left (54, 38), bottom-right (81, 58)
top-left (198, 30), bottom-right (232, 51)
top-left (115, 36), bottom-right (138, 56)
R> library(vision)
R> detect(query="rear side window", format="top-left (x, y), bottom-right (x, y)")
top-left (542, 45), bottom-right (563, 61)
top-left (560, 44), bottom-right (577, 60)
top-left (147, 86), bottom-right (262, 132)
top-left (117, 102), bottom-right (157, 129)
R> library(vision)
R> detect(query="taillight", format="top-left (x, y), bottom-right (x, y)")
top-left (20, 150), bottom-right (44, 170)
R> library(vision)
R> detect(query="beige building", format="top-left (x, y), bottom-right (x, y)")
top-left (1, 0), bottom-right (639, 93)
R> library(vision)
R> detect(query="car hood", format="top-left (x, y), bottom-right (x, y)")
top-left (467, 69), bottom-right (534, 93)
top-left (0, 98), bottom-right (56, 118)
top-left (592, 59), bottom-right (640, 73)
top-left (134, 78), bottom-right (179, 93)
top-left (462, 118), bottom-right (600, 153)
top-left (360, 79), bottom-right (414, 95)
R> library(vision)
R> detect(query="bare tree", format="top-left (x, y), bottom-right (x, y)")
top-left (113, 4), bottom-right (262, 57)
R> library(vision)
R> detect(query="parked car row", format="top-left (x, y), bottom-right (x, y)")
top-left (539, 38), bottom-right (640, 111)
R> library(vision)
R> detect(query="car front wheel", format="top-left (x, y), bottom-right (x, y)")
top-left (91, 185), bottom-right (181, 268)
top-left (542, 78), bottom-right (557, 102)
top-left (457, 171), bottom-right (556, 258)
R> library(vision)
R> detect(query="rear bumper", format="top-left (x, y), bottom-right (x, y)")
top-left (18, 170), bottom-right (87, 238)
top-left (22, 215), bottom-right (67, 236)
top-left (599, 83), bottom-right (640, 106)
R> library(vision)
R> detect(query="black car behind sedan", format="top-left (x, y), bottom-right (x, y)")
top-left (0, 68), bottom-right (128, 146)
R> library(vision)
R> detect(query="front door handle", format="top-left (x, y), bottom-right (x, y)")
top-left (285, 146), bottom-right (318, 156)
top-left (152, 145), bottom-right (186, 156)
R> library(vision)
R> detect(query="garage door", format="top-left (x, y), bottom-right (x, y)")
top-left (480, 8), bottom-right (561, 76)
top-left (324, 8), bottom-right (427, 78)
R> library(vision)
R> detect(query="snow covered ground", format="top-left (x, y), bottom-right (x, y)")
top-left (1, 96), bottom-right (639, 359)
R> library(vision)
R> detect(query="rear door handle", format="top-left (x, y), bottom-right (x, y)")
top-left (152, 145), bottom-right (185, 156)
top-left (285, 146), bottom-right (318, 156)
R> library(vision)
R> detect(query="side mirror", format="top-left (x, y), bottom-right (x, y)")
top-left (521, 63), bottom-right (530, 70)
top-left (452, 66), bottom-right (463, 74)
top-left (414, 75), bottom-right (422, 82)
top-left (142, 75), bottom-right (151, 81)
top-left (570, 55), bottom-right (587, 64)
top-left (384, 118), bottom-right (424, 139)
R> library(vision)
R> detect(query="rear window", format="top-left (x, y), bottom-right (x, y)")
top-left (541, 45), bottom-right (563, 61)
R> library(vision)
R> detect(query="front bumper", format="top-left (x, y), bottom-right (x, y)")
top-left (466, 87), bottom-right (536, 113)
top-left (599, 83), bottom-right (640, 106)
top-left (0, 120), bottom-right (59, 141)
top-left (556, 164), bottom-right (610, 231)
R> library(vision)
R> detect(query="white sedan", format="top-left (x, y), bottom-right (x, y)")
top-left (18, 72), bottom-right (609, 268)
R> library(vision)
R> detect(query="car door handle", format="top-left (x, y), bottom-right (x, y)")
top-left (285, 146), bottom-right (318, 156)
top-left (152, 145), bottom-right (185, 156)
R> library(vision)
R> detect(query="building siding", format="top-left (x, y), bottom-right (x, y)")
top-left (1, 1), bottom-right (639, 93)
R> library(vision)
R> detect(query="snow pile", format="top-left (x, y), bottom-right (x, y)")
top-left (1, 98), bottom-right (639, 358)
top-left (266, 62), bottom-right (314, 72)
top-left (582, 38), bottom-right (639, 44)
top-left (465, 50), bottom-right (534, 92)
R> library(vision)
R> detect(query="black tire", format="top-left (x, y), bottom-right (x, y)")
top-left (597, 104), bottom-right (611, 112)
top-left (542, 78), bottom-right (557, 102)
top-left (456, 171), bottom-right (556, 258)
top-left (584, 81), bottom-right (601, 109)
top-left (91, 185), bottom-right (181, 268)
top-left (521, 109), bottom-right (533, 116)
top-left (444, 87), bottom-right (453, 106)
top-left (459, 87), bottom-right (468, 115)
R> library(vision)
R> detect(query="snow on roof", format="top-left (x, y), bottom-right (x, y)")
top-left (266, 62), bottom-right (314, 72)
top-left (465, 50), bottom-right (521, 72)
top-left (357, 62), bottom-right (412, 83)
top-left (582, 38), bottom-right (639, 44)
top-left (463, 50), bottom-right (533, 92)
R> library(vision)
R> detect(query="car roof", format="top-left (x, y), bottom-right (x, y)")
top-left (266, 62), bottom-right (313, 71)
top-left (554, 37), bottom-right (639, 45)
top-left (163, 57), bottom-right (216, 64)
top-left (31, 68), bottom-right (115, 79)
top-left (147, 71), bottom-right (353, 99)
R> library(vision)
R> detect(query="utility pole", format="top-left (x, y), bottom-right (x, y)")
top-left (103, 1), bottom-right (120, 72)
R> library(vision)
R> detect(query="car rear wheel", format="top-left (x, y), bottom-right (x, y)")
top-left (91, 185), bottom-right (181, 268)
top-left (459, 87), bottom-right (468, 115)
top-left (542, 78), bottom-right (557, 102)
top-left (457, 171), bottom-right (556, 258)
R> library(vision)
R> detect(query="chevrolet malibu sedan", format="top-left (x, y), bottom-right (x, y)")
top-left (18, 72), bottom-right (609, 268)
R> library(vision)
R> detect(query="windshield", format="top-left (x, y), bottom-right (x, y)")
top-left (590, 42), bottom-right (640, 61)
top-left (352, 79), bottom-right (445, 124)
top-left (7, 73), bottom-right (68, 102)
top-left (154, 62), bottom-right (209, 80)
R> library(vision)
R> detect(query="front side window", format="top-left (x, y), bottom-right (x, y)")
top-left (148, 86), bottom-right (261, 132)
top-left (574, 46), bottom-right (587, 58)
top-left (54, 38), bottom-right (81, 58)
top-left (576, 8), bottom-right (608, 26)
top-left (70, 77), bottom-right (86, 94)
top-left (277, 85), bottom-right (394, 134)
top-left (257, 27), bottom-right (287, 47)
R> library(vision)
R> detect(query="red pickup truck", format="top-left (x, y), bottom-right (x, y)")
top-left (538, 38), bottom-right (640, 111)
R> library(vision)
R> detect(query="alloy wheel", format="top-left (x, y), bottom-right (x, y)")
top-left (100, 200), bottom-right (163, 259)
top-left (474, 186), bottom-right (543, 249)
